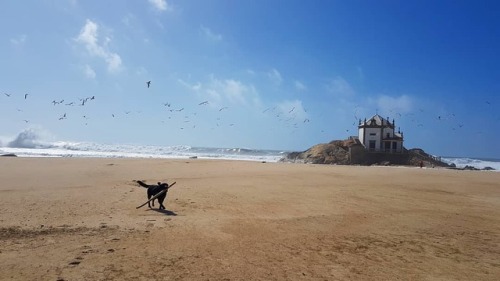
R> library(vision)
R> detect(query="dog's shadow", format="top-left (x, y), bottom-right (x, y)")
top-left (146, 208), bottom-right (178, 216)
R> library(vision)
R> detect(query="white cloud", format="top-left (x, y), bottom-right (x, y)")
top-left (178, 79), bottom-right (202, 91)
top-left (200, 25), bottom-right (222, 42)
top-left (220, 79), bottom-right (250, 104)
top-left (179, 76), bottom-right (260, 106)
top-left (10, 34), bottom-right (27, 46)
top-left (75, 19), bottom-right (122, 73)
top-left (148, 0), bottom-right (171, 12)
top-left (121, 13), bottom-right (135, 27)
top-left (277, 100), bottom-right (308, 120)
top-left (326, 76), bottom-right (355, 96)
top-left (246, 69), bottom-right (256, 75)
top-left (207, 76), bottom-right (258, 105)
top-left (294, 80), bottom-right (307, 91)
top-left (267, 68), bottom-right (283, 85)
top-left (84, 64), bottom-right (96, 79)
top-left (376, 95), bottom-right (413, 115)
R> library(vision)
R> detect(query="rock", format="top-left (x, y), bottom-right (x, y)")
top-left (462, 165), bottom-right (480, 171)
top-left (1, 153), bottom-right (17, 157)
top-left (280, 141), bottom-right (350, 165)
top-left (281, 139), bottom-right (453, 167)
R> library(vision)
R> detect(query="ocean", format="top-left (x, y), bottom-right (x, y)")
top-left (1, 130), bottom-right (499, 170)
top-left (0, 130), bottom-right (286, 162)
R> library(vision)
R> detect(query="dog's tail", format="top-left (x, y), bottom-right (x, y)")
top-left (136, 180), bottom-right (149, 188)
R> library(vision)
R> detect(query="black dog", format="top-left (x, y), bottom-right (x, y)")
top-left (136, 180), bottom-right (170, 210)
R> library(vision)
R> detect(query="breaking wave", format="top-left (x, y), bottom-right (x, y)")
top-left (0, 129), bottom-right (285, 162)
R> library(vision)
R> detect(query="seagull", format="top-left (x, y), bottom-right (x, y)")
top-left (288, 107), bottom-right (295, 113)
top-left (146, 81), bottom-right (151, 88)
top-left (24, 94), bottom-right (28, 99)
top-left (23, 120), bottom-right (29, 123)
top-left (4, 93), bottom-right (11, 97)
top-left (219, 107), bottom-right (228, 111)
top-left (198, 101), bottom-right (209, 106)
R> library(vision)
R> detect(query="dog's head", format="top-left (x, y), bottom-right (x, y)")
top-left (158, 182), bottom-right (169, 189)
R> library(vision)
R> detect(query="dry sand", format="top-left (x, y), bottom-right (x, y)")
top-left (1, 157), bottom-right (499, 280)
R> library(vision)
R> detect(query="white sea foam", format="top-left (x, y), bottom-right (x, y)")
top-left (442, 157), bottom-right (500, 171)
top-left (0, 129), bottom-right (285, 162)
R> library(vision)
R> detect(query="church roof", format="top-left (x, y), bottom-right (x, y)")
top-left (359, 114), bottom-right (395, 128)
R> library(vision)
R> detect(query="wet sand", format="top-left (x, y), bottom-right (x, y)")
top-left (1, 157), bottom-right (499, 280)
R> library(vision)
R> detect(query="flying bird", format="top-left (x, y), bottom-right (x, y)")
top-left (146, 81), bottom-right (151, 88)
top-left (24, 94), bottom-right (28, 99)
top-left (4, 93), bottom-right (11, 97)
top-left (198, 101), bottom-right (209, 106)
top-left (219, 107), bottom-right (228, 111)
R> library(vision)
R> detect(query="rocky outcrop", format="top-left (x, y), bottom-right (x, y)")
top-left (406, 148), bottom-right (453, 168)
top-left (281, 140), bottom-right (351, 164)
top-left (280, 140), bottom-right (453, 167)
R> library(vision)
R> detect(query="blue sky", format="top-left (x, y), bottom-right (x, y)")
top-left (1, 0), bottom-right (499, 158)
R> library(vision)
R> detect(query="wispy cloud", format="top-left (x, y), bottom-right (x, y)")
top-left (376, 95), bottom-right (413, 115)
top-left (75, 19), bottom-right (122, 73)
top-left (294, 80), bottom-right (307, 91)
top-left (178, 79), bottom-right (202, 91)
top-left (200, 25), bottom-right (222, 42)
top-left (267, 68), bottom-right (283, 85)
top-left (84, 64), bottom-right (96, 79)
top-left (179, 76), bottom-right (260, 106)
top-left (10, 34), bottom-right (27, 46)
top-left (277, 99), bottom-right (308, 120)
top-left (148, 0), bottom-right (171, 12)
top-left (326, 76), bottom-right (355, 96)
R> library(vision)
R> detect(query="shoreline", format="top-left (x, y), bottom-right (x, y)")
top-left (2, 153), bottom-right (498, 172)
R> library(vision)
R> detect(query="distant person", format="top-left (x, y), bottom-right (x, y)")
top-left (419, 161), bottom-right (424, 168)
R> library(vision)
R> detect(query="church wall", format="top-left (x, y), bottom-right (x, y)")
top-left (363, 127), bottom-right (382, 151)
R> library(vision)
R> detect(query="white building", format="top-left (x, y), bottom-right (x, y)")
top-left (358, 114), bottom-right (404, 153)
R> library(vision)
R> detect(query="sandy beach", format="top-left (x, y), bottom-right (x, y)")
top-left (1, 157), bottom-right (499, 280)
